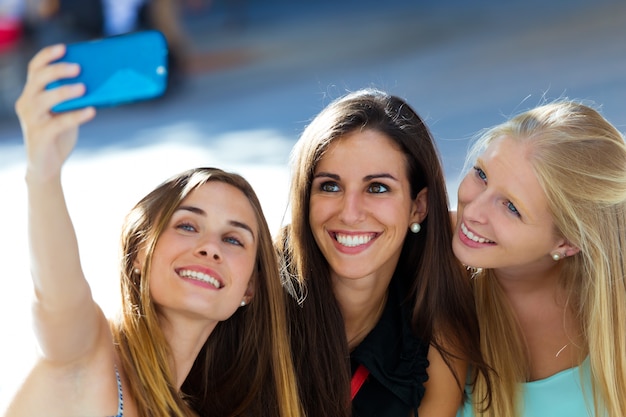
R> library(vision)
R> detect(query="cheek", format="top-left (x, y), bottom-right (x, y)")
top-left (457, 176), bottom-right (475, 203)
top-left (308, 198), bottom-right (327, 229)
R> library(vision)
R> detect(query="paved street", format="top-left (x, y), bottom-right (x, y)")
top-left (0, 0), bottom-right (624, 406)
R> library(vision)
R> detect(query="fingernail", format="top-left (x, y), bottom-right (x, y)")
top-left (51, 44), bottom-right (64, 55)
top-left (69, 84), bottom-right (84, 94)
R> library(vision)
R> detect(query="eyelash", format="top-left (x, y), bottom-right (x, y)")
top-left (504, 201), bottom-right (520, 217)
top-left (320, 181), bottom-right (339, 192)
top-left (224, 236), bottom-right (243, 247)
top-left (318, 181), bottom-right (389, 193)
top-left (176, 222), bottom-right (196, 232)
top-left (176, 222), bottom-right (245, 247)
top-left (368, 183), bottom-right (388, 193)
top-left (473, 166), bottom-right (487, 182)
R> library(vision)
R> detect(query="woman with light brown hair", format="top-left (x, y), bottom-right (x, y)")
top-left (5, 43), bottom-right (302, 417)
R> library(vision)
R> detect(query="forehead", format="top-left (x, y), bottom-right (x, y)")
top-left (181, 181), bottom-right (258, 226)
top-left (318, 129), bottom-right (408, 173)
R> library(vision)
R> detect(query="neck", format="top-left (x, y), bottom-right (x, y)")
top-left (494, 260), bottom-right (563, 297)
top-left (334, 285), bottom-right (388, 350)
top-left (493, 264), bottom-right (585, 379)
top-left (159, 314), bottom-right (217, 389)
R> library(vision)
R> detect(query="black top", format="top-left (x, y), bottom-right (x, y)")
top-left (351, 277), bottom-right (430, 417)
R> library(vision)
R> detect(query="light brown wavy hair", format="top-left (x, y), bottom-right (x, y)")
top-left (111, 167), bottom-right (303, 416)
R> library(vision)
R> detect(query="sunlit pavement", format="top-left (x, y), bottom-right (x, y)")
top-left (1, 0), bottom-right (625, 407)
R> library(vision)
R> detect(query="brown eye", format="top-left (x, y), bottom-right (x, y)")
top-left (320, 181), bottom-right (340, 192)
top-left (367, 183), bottom-right (388, 193)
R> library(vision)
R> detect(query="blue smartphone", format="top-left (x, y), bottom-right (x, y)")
top-left (47, 30), bottom-right (169, 112)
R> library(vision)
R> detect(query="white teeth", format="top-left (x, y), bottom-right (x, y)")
top-left (178, 269), bottom-right (221, 289)
top-left (461, 223), bottom-right (494, 244)
top-left (335, 233), bottom-right (374, 247)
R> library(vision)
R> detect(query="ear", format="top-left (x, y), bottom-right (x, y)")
top-left (242, 272), bottom-right (256, 305)
top-left (552, 238), bottom-right (581, 258)
top-left (410, 187), bottom-right (428, 224)
top-left (134, 249), bottom-right (146, 272)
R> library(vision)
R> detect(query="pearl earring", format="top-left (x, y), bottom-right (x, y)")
top-left (133, 267), bottom-right (141, 275)
top-left (551, 253), bottom-right (561, 261)
top-left (240, 300), bottom-right (246, 307)
top-left (410, 222), bottom-right (421, 234)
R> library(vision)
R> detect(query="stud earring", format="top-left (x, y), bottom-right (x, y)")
top-left (240, 300), bottom-right (246, 307)
top-left (551, 252), bottom-right (561, 261)
top-left (410, 222), bottom-right (421, 234)
top-left (133, 267), bottom-right (141, 275)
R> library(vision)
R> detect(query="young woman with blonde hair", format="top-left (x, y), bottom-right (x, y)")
top-left (454, 101), bottom-right (626, 417)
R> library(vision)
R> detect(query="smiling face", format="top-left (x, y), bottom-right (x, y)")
top-left (309, 129), bottom-right (427, 286)
top-left (452, 136), bottom-right (568, 278)
top-left (146, 181), bottom-right (258, 323)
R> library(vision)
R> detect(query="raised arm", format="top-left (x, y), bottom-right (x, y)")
top-left (15, 44), bottom-right (100, 364)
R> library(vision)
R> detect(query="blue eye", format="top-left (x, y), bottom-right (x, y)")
top-left (505, 201), bottom-right (520, 217)
top-left (367, 183), bottom-right (389, 193)
top-left (176, 222), bottom-right (197, 232)
top-left (224, 236), bottom-right (243, 246)
top-left (474, 166), bottom-right (487, 182)
top-left (320, 181), bottom-right (340, 192)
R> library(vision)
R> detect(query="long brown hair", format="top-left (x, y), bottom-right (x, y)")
top-left (112, 167), bottom-right (302, 416)
top-left (279, 88), bottom-right (491, 417)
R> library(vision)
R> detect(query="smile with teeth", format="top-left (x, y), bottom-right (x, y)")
top-left (461, 223), bottom-right (495, 244)
top-left (178, 269), bottom-right (222, 289)
top-left (334, 232), bottom-right (376, 247)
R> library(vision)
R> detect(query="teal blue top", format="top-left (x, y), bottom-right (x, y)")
top-left (457, 357), bottom-right (596, 417)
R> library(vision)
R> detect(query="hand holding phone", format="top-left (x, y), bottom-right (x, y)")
top-left (46, 30), bottom-right (169, 112)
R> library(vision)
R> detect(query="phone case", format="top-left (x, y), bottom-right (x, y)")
top-left (47, 30), bottom-right (169, 112)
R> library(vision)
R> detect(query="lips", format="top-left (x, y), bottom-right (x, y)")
top-left (333, 232), bottom-right (377, 247)
top-left (460, 222), bottom-right (495, 244)
top-left (177, 268), bottom-right (223, 289)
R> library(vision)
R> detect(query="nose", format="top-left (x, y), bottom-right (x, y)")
top-left (338, 191), bottom-right (366, 225)
top-left (196, 237), bottom-right (221, 261)
top-left (458, 179), bottom-right (488, 225)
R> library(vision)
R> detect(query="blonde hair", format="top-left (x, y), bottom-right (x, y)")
top-left (466, 101), bottom-right (626, 417)
top-left (111, 168), bottom-right (303, 416)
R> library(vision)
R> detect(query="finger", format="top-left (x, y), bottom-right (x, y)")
top-left (47, 107), bottom-right (97, 135)
top-left (43, 83), bottom-right (87, 115)
top-left (26, 44), bottom-right (67, 77)
top-left (20, 61), bottom-right (81, 103)
top-left (16, 77), bottom-right (84, 122)
top-left (25, 106), bottom-right (96, 148)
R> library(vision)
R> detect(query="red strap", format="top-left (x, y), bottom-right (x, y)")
top-left (350, 364), bottom-right (370, 400)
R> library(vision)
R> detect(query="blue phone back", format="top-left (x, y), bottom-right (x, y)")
top-left (47, 30), bottom-right (169, 112)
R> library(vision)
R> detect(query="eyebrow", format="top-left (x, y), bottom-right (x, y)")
top-left (313, 172), bottom-right (399, 182)
top-left (176, 206), bottom-right (256, 240)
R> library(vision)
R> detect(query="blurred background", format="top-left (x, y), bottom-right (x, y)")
top-left (1, 0), bottom-right (625, 408)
